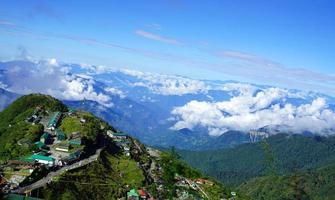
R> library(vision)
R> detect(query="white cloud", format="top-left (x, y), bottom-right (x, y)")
top-left (105, 87), bottom-right (126, 98)
top-left (76, 63), bottom-right (209, 96)
top-left (48, 58), bottom-right (58, 66)
top-left (131, 73), bottom-right (209, 96)
top-left (1, 59), bottom-right (113, 107)
top-left (0, 81), bottom-right (7, 89)
top-left (171, 87), bottom-right (335, 136)
top-left (220, 83), bottom-right (257, 96)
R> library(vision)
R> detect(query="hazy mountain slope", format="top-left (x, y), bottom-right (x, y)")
top-left (0, 88), bottom-right (20, 111)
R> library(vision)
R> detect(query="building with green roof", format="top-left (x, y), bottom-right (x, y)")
top-left (112, 132), bottom-right (128, 141)
top-left (56, 129), bottom-right (66, 141)
top-left (30, 154), bottom-right (55, 166)
top-left (34, 141), bottom-right (46, 149)
top-left (47, 112), bottom-right (62, 130)
top-left (40, 132), bottom-right (51, 144)
top-left (55, 143), bottom-right (70, 152)
top-left (5, 194), bottom-right (42, 200)
top-left (127, 189), bottom-right (139, 200)
top-left (69, 138), bottom-right (82, 146)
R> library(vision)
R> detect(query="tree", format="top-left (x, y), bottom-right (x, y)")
top-left (261, 141), bottom-right (276, 176)
top-left (169, 146), bottom-right (180, 160)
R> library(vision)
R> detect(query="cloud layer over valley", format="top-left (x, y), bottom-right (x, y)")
top-left (1, 59), bottom-right (334, 137)
top-left (171, 87), bottom-right (335, 136)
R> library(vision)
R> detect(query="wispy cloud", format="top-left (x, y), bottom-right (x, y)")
top-left (1, 20), bottom-right (334, 95)
top-left (0, 23), bottom-right (187, 63)
top-left (135, 30), bottom-right (183, 45)
top-left (215, 50), bottom-right (335, 83)
top-left (209, 49), bottom-right (335, 94)
top-left (0, 19), bottom-right (16, 26)
top-left (215, 50), bottom-right (280, 67)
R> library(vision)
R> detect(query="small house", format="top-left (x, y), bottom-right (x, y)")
top-left (32, 116), bottom-right (41, 125)
top-left (124, 146), bottom-right (130, 151)
top-left (70, 149), bottom-right (82, 159)
top-left (63, 150), bottom-right (82, 165)
top-left (30, 154), bottom-right (55, 166)
top-left (69, 138), bottom-right (82, 146)
top-left (68, 108), bottom-right (76, 115)
top-left (107, 130), bottom-right (114, 138)
top-left (138, 189), bottom-right (148, 199)
top-left (113, 132), bottom-right (128, 140)
top-left (55, 143), bottom-right (70, 152)
top-left (56, 129), bottom-right (66, 141)
top-left (70, 132), bottom-right (81, 139)
top-left (127, 189), bottom-right (139, 200)
top-left (195, 178), bottom-right (214, 186)
top-left (40, 132), bottom-right (51, 144)
top-left (47, 112), bottom-right (62, 130)
top-left (34, 141), bottom-right (46, 149)
top-left (80, 118), bottom-right (86, 123)
top-left (5, 194), bottom-right (43, 200)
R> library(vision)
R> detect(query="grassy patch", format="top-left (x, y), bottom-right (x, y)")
top-left (60, 112), bottom-right (105, 141)
top-left (60, 117), bottom-right (82, 137)
top-left (43, 150), bottom-right (144, 199)
top-left (107, 155), bottom-right (145, 187)
top-left (0, 122), bottom-right (42, 160)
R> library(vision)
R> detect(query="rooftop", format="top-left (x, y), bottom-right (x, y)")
top-left (34, 141), bottom-right (46, 149)
top-left (113, 132), bottom-right (128, 137)
top-left (30, 154), bottom-right (55, 162)
top-left (127, 189), bottom-right (139, 197)
top-left (41, 132), bottom-right (50, 139)
top-left (4, 194), bottom-right (42, 200)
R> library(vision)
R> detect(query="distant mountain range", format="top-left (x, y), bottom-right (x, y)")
top-left (1, 59), bottom-right (335, 150)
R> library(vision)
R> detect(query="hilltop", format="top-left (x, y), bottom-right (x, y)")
top-left (0, 94), bottom-right (244, 200)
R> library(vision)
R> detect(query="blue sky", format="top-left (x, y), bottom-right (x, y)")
top-left (0, 0), bottom-right (334, 94)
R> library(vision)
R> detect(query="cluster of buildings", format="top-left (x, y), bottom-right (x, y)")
top-left (107, 130), bottom-right (131, 156)
top-left (127, 188), bottom-right (154, 200)
top-left (174, 173), bottom-right (215, 199)
top-left (26, 106), bottom-right (43, 125)
top-left (1, 108), bottom-right (86, 192)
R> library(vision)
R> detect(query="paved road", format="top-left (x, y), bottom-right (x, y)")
top-left (12, 148), bottom-right (103, 194)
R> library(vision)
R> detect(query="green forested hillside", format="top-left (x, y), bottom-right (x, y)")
top-left (239, 162), bottom-right (335, 200)
top-left (0, 93), bottom-right (67, 130)
top-left (180, 134), bottom-right (335, 186)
